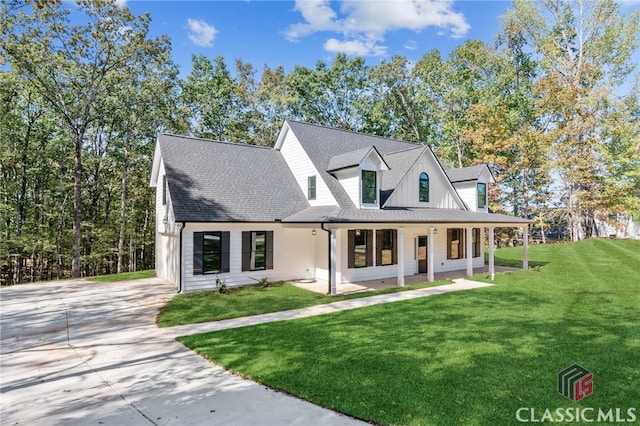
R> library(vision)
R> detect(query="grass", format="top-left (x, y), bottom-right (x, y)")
top-left (178, 239), bottom-right (640, 425)
top-left (88, 269), bottom-right (155, 282)
top-left (157, 279), bottom-right (451, 327)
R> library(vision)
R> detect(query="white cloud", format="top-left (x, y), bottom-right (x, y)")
top-left (404, 39), bottom-right (417, 51)
top-left (286, 0), bottom-right (470, 56)
top-left (187, 18), bottom-right (217, 47)
top-left (113, 0), bottom-right (127, 8)
top-left (324, 38), bottom-right (387, 56)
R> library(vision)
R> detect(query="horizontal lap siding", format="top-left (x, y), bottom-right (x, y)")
top-left (182, 224), bottom-right (316, 292)
top-left (279, 129), bottom-right (336, 206)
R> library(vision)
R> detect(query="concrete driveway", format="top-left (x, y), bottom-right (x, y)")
top-left (0, 278), bottom-right (366, 425)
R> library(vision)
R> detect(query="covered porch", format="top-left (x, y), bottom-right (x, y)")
top-left (316, 223), bottom-right (532, 296)
top-left (293, 265), bottom-right (520, 296)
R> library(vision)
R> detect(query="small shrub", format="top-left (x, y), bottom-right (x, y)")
top-left (258, 277), bottom-right (271, 288)
top-left (215, 275), bottom-right (227, 294)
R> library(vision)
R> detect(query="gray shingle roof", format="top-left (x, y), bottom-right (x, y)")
top-left (158, 134), bottom-right (309, 222)
top-left (326, 146), bottom-right (387, 173)
top-left (446, 164), bottom-right (489, 182)
top-left (285, 121), bottom-right (418, 208)
top-left (284, 206), bottom-right (532, 224)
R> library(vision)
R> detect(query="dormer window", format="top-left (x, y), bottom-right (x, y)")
top-left (419, 172), bottom-right (429, 202)
top-left (362, 170), bottom-right (377, 204)
top-left (477, 182), bottom-right (487, 208)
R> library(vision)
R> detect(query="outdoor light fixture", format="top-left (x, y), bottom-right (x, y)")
top-left (312, 229), bottom-right (316, 236)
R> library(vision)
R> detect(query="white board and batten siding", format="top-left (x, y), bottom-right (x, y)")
top-left (384, 150), bottom-right (463, 209)
top-left (181, 223), bottom-right (316, 292)
top-left (277, 127), bottom-right (337, 206)
top-left (154, 158), bottom-right (180, 286)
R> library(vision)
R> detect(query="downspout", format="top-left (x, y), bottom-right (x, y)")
top-left (320, 223), bottom-right (332, 295)
top-left (178, 222), bottom-right (185, 293)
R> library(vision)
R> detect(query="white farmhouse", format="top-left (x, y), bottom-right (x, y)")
top-left (150, 121), bottom-right (531, 294)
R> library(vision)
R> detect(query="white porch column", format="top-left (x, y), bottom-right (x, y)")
top-left (428, 227), bottom-right (435, 282)
top-left (466, 226), bottom-right (473, 277)
top-left (330, 228), bottom-right (337, 296)
top-left (523, 225), bottom-right (529, 270)
top-left (397, 228), bottom-right (405, 286)
top-left (488, 226), bottom-right (495, 280)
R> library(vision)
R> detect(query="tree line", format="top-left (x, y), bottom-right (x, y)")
top-left (1, 0), bottom-right (638, 284)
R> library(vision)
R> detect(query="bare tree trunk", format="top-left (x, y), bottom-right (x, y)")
top-left (117, 149), bottom-right (128, 274)
top-left (71, 133), bottom-right (83, 278)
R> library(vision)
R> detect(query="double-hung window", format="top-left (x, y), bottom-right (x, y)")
top-left (361, 170), bottom-right (377, 204)
top-left (242, 231), bottom-right (273, 271)
top-left (376, 229), bottom-right (397, 266)
top-left (348, 229), bottom-right (373, 268)
top-left (193, 232), bottom-right (230, 274)
top-left (447, 228), bottom-right (465, 260)
top-left (477, 183), bottom-right (487, 209)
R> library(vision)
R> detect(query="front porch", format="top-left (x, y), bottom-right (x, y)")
top-left (293, 265), bottom-right (519, 296)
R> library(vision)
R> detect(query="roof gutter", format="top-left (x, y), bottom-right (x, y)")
top-left (320, 223), bottom-right (332, 296)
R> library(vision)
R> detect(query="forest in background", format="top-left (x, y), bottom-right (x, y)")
top-left (1, 0), bottom-right (638, 284)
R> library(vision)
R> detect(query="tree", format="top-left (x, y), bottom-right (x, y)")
top-left (180, 55), bottom-right (238, 141)
top-left (1, 1), bottom-right (172, 276)
top-left (284, 53), bottom-right (372, 131)
top-left (505, 0), bottom-right (640, 240)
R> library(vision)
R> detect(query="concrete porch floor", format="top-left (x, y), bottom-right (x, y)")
top-left (292, 265), bottom-right (519, 295)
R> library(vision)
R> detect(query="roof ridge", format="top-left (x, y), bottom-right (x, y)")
top-left (286, 120), bottom-right (420, 149)
top-left (385, 145), bottom-right (425, 156)
top-left (158, 133), bottom-right (273, 150)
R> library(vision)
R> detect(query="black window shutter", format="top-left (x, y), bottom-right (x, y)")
top-left (392, 230), bottom-right (398, 265)
top-left (447, 229), bottom-right (453, 260)
top-left (266, 231), bottom-right (274, 270)
top-left (366, 230), bottom-right (373, 267)
top-left (221, 232), bottom-right (230, 273)
top-left (193, 232), bottom-right (203, 275)
top-left (347, 230), bottom-right (355, 268)
top-left (241, 231), bottom-right (251, 272)
top-left (376, 230), bottom-right (383, 266)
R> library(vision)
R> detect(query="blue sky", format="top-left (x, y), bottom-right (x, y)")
top-left (120, 0), bottom-right (517, 76)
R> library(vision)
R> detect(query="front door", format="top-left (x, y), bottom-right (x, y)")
top-left (418, 236), bottom-right (427, 274)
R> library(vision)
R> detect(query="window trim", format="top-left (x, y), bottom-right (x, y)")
top-left (472, 228), bottom-right (481, 258)
top-left (361, 170), bottom-right (377, 205)
top-left (447, 228), bottom-right (466, 260)
top-left (307, 175), bottom-right (316, 200)
top-left (348, 229), bottom-right (373, 268)
top-left (419, 172), bottom-right (429, 202)
top-left (376, 229), bottom-right (397, 266)
top-left (477, 182), bottom-right (487, 209)
top-left (193, 231), bottom-right (230, 275)
top-left (162, 175), bottom-right (167, 206)
top-left (242, 231), bottom-right (274, 272)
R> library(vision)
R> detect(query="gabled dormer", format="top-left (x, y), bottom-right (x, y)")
top-left (447, 164), bottom-right (495, 212)
top-left (381, 146), bottom-right (466, 210)
top-left (327, 146), bottom-right (390, 209)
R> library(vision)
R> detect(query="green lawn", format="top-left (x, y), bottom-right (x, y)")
top-left (88, 269), bottom-right (155, 282)
top-left (157, 279), bottom-right (451, 327)
top-left (179, 239), bottom-right (640, 425)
